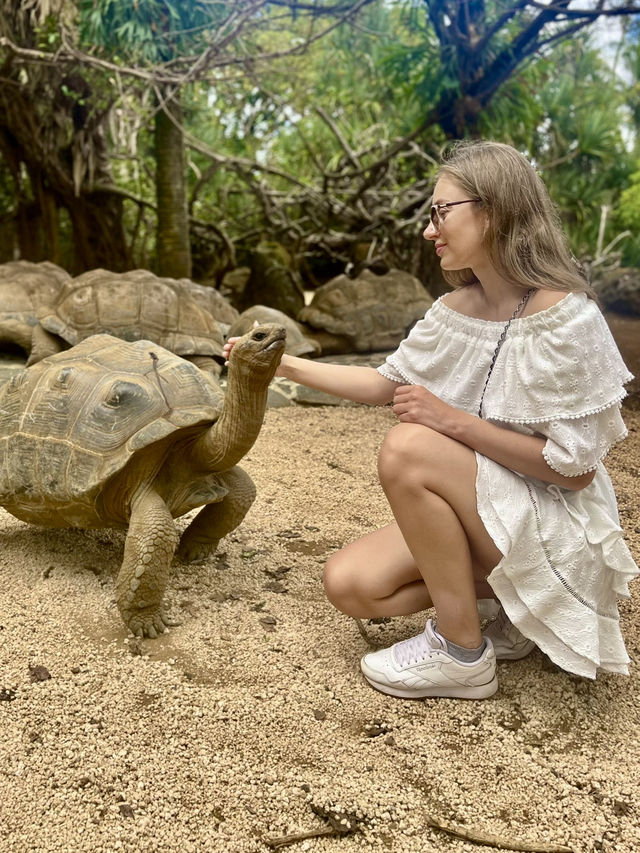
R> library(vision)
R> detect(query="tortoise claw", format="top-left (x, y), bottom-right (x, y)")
top-left (176, 541), bottom-right (216, 564)
top-left (124, 607), bottom-right (176, 639)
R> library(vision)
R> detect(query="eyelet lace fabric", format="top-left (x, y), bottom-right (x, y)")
top-left (378, 292), bottom-right (638, 678)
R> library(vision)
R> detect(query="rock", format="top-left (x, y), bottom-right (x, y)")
top-left (593, 268), bottom-right (640, 316)
top-left (603, 310), bottom-right (640, 396)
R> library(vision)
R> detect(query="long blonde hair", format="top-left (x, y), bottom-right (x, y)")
top-left (436, 140), bottom-right (594, 296)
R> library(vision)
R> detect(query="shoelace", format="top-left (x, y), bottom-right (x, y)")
top-left (394, 630), bottom-right (436, 666)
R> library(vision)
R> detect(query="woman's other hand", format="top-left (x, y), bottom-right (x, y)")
top-left (392, 384), bottom-right (459, 433)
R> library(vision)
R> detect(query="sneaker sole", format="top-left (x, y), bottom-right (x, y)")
top-left (361, 673), bottom-right (499, 700)
top-left (493, 641), bottom-right (536, 661)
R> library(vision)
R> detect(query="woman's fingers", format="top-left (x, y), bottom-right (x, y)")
top-left (222, 336), bottom-right (241, 365)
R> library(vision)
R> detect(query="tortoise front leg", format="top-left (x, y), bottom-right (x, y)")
top-left (177, 466), bottom-right (256, 563)
top-left (115, 488), bottom-right (179, 638)
top-left (27, 323), bottom-right (65, 366)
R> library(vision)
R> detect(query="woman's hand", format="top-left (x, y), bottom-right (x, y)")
top-left (222, 337), bottom-right (240, 366)
top-left (392, 384), bottom-right (463, 435)
top-left (223, 320), bottom-right (260, 366)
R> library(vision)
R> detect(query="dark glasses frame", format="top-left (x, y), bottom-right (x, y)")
top-left (430, 198), bottom-right (481, 229)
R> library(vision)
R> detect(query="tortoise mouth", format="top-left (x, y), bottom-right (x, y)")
top-left (264, 335), bottom-right (286, 352)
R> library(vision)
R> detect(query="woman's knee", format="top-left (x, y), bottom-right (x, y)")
top-left (377, 423), bottom-right (440, 487)
top-left (323, 551), bottom-right (364, 616)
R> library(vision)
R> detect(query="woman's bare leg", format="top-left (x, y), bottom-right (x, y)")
top-left (324, 522), bottom-right (495, 619)
top-left (376, 423), bottom-right (502, 649)
top-left (324, 522), bottom-right (432, 618)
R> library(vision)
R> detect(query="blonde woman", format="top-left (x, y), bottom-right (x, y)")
top-left (224, 140), bottom-right (638, 699)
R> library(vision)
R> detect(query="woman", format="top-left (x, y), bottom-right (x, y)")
top-left (224, 140), bottom-right (638, 700)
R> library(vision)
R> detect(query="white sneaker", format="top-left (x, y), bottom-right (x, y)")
top-left (484, 607), bottom-right (536, 661)
top-left (360, 619), bottom-right (498, 700)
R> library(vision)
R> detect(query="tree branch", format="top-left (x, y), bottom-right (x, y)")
top-left (314, 105), bottom-right (362, 170)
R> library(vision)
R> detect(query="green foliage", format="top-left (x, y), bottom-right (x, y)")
top-left (616, 162), bottom-right (640, 265)
top-left (11, 0), bottom-right (636, 272)
top-left (78, 0), bottom-right (227, 63)
top-left (619, 164), bottom-right (640, 230)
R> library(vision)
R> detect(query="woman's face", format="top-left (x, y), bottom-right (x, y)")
top-left (423, 176), bottom-right (488, 271)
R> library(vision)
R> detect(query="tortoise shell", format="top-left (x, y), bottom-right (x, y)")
top-left (176, 279), bottom-right (240, 327)
top-left (37, 269), bottom-right (225, 359)
top-left (0, 260), bottom-right (70, 353)
top-left (0, 335), bottom-right (223, 518)
top-left (298, 268), bottom-right (433, 352)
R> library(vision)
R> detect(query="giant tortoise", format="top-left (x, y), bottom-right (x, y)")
top-left (28, 268), bottom-right (226, 375)
top-left (298, 268), bottom-right (433, 354)
top-left (0, 260), bottom-right (70, 356)
top-left (177, 278), bottom-right (239, 328)
top-left (0, 324), bottom-right (285, 637)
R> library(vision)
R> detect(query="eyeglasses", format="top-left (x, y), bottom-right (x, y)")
top-left (430, 198), bottom-right (481, 229)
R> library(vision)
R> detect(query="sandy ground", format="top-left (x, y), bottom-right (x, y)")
top-left (1, 399), bottom-right (639, 853)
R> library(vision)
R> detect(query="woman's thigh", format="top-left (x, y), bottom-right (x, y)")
top-left (323, 522), bottom-right (429, 617)
top-left (378, 423), bottom-right (503, 572)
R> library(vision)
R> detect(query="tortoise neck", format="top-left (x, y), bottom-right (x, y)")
top-left (197, 366), bottom-right (271, 472)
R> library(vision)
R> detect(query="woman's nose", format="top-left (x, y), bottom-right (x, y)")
top-left (423, 220), bottom-right (438, 241)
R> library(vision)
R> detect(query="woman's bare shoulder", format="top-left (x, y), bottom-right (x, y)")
top-left (440, 286), bottom-right (475, 312)
top-left (524, 288), bottom-right (571, 315)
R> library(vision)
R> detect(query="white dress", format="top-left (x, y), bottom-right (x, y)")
top-left (377, 292), bottom-right (639, 678)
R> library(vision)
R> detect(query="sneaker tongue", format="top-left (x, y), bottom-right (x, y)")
top-left (426, 619), bottom-right (448, 651)
top-left (392, 619), bottom-right (445, 667)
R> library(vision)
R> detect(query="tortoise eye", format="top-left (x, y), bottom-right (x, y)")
top-left (251, 331), bottom-right (268, 341)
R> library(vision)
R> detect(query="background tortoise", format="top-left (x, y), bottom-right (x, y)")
top-left (0, 260), bottom-right (70, 356)
top-left (227, 305), bottom-right (320, 357)
top-left (298, 268), bottom-right (433, 354)
top-left (177, 278), bottom-right (240, 329)
top-left (29, 268), bottom-right (226, 375)
top-left (0, 324), bottom-right (285, 637)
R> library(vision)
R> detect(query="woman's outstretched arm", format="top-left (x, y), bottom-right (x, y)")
top-left (223, 337), bottom-right (398, 406)
top-left (276, 354), bottom-right (398, 406)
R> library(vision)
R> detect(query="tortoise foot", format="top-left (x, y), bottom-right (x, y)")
top-left (122, 607), bottom-right (181, 638)
top-left (176, 540), bottom-right (217, 564)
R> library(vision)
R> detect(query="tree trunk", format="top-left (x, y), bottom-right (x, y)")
top-left (155, 89), bottom-right (192, 279)
top-left (0, 67), bottom-right (131, 273)
top-left (67, 191), bottom-right (131, 273)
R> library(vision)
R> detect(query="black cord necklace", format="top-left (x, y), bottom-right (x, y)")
top-left (477, 288), bottom-right (535, 418)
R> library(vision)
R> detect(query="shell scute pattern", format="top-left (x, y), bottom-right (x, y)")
top-left (38, 269), bottom-right (225, 358)
top-left (298, 269), bottom-right (433, 352)
top-left (0, 336), bottom-right (223, 509)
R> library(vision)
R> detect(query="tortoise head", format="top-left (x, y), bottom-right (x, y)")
top-left (227, 322), bottom-right (286, 384)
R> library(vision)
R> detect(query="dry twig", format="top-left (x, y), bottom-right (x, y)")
top-left (263, 826), bottom-right (337, 849)
top-left (426, 814), bottom-right (574, 852)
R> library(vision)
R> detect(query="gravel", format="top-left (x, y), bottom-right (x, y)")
top-left (0, 402), bottom-right (638, 853)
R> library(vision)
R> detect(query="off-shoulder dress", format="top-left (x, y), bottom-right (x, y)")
top-left (377, 292), bottom-right (638, 678)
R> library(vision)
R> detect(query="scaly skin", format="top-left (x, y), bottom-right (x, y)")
top-left (177, 466), bottom-right (256, 563)
top-left (115, 487), bottom-right (179, 637)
